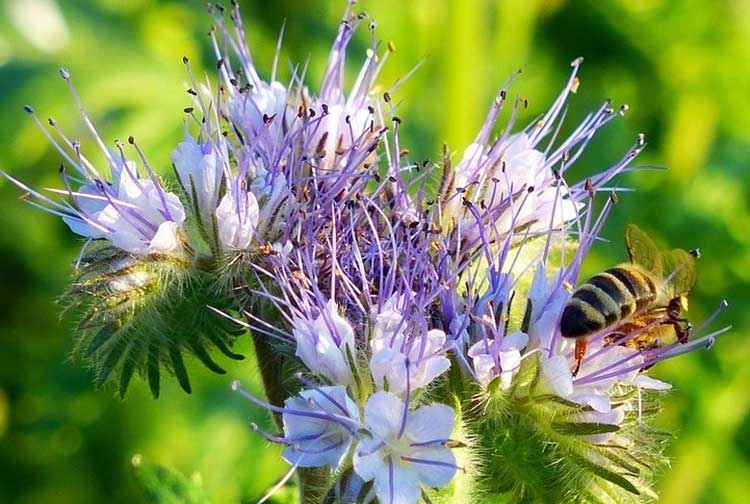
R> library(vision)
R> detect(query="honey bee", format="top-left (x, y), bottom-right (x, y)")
top-left (560, 224), bottom-right (698, 375)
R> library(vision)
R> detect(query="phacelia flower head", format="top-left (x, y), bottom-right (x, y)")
top-left (3, 72), bottom-right (187, 257)
top-left (5, 3), bottom-right (731, 504)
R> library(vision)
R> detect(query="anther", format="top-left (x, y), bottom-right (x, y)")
top-left (184, 107), bottom-right (194, 114)
top-left (690, 248), bottom-right (701, 259)
top-left (570, 77), bottom-right (580, 93)
top-left (23, 105), bottom-right (34, 114)
top-left (383, 92), bottom-right (391, 103)
top-left (637, 133), bottom-right (646, 146)
top-left (182, 56), bottom-right (189, 64)
top-left (59, 67), bottom-right (70, 80)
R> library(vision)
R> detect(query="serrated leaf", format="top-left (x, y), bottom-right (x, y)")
top-left (85, 323), bottom-right (117, 357)
top-left (119, 343), bottom-right (142, 399)
top-left (148, 345), bottom-right (161, 399)
top-left (188, 339), bottom-right (226, 374)
top-left (207, 332), bottom-right (244, 360)
top-left (96, 337), bottom-right (128, 388)
top-left (169, 344), bottom-right (192, 394)
top-left (551, 421), bottom-right (621, 436)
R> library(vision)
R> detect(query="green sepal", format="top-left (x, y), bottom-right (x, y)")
top-left (551, 422), bottom-right (622, 436)
top-left (63, 245), bottom-right (246, 398)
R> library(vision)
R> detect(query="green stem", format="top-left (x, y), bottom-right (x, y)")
top-left (247, 304), bottom-right (331, 503)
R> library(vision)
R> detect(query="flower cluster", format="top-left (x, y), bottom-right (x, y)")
top-left (2, 3), bottom-right (729, 503)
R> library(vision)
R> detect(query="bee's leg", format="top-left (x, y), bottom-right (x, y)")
top-left (665, 314), bottom-right (692, 344)
top-left (676, 320), bottom-right (692, 344)
top-left (572, 339), bottom-right (587, 377)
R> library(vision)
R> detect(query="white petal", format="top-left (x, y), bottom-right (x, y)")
top-left (570, 392), bottom-right (611, 413)
top-left (353, 443), bottom-right (387, 482)
top-left (541, 355), bottom-right (574, 398)
top-left (282, 438), bottom-right (350, 468)
top-left (408, 446), bottom-right (457, 488)
top-left (498, 349), bottom-right (521, 375)
top-left (634, 375), bottom-right (672, 390)
top-left (373, 461), bottom-right (420, 504)
top-left (468, 339), bottom-right (494, 358)
top-left (404, 404), bottom-right (455, 444)
top-left (215, 190), bottom-right (259, 250)
top-left (364, 391), bottom-right (405, 440)
top-left (148, 221), bottom-right (182, 254)
top-left (501, 331), bottom-right (529, 351)
top-left (413, 355), bottom-right (451, 389)
top-left (370, 347), bottom-right (404, 391)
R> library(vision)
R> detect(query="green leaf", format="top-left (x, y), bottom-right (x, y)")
top-left (96, 337), bottom-right (128, 388)
top-left (119, 343), bottom-right (142, 399)
top-left (169, 344), bottom-right (192, 394)
top-left (147, 345), bottom-right (161, 399)
top-left (85, 323), bottom-right (117, 357)
top-left (188, 339), bottom-right (226, 375)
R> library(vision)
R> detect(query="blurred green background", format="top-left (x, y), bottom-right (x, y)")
top-left (0, 0), bottom-right (747, 502)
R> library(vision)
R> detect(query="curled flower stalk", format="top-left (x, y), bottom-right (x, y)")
top-left (1, 2), bottom-right (730, 503)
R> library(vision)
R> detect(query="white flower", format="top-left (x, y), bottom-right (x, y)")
top-left (281, 386), bottom-right (360, 468)
top-left (354, 392), bottom-right (458, 504)
top-left (468, 331), bottom-right (529, 388)
top-left (67, 165), bottom-right (186, 255)
top-left (449, 133), bottom-right (579, 236)
top-left (228, 80), bottom-right (288, 141)
top-left (370, 329), bottom-right (451, 394)
top-left (171, 137), bottom-right (222, 228)
top-left (368, 294), bottom-right (450, 394)
top-left (214, 188), bottom-right (260, 251)
top-left (526, 263), bottom-right (569, 352)
top-left (292, 300), bottom-right (355, 386)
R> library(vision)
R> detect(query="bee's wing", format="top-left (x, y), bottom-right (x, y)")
top-left (662, 248), bottom-right (697, 296)
top-left (624, 224), bottom-right (663, 276)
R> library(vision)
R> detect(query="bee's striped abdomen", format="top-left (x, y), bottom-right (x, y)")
top-left (560, 266), bottom-right (656, 339)
top-left (606, 266), bottom-right (657, 311)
